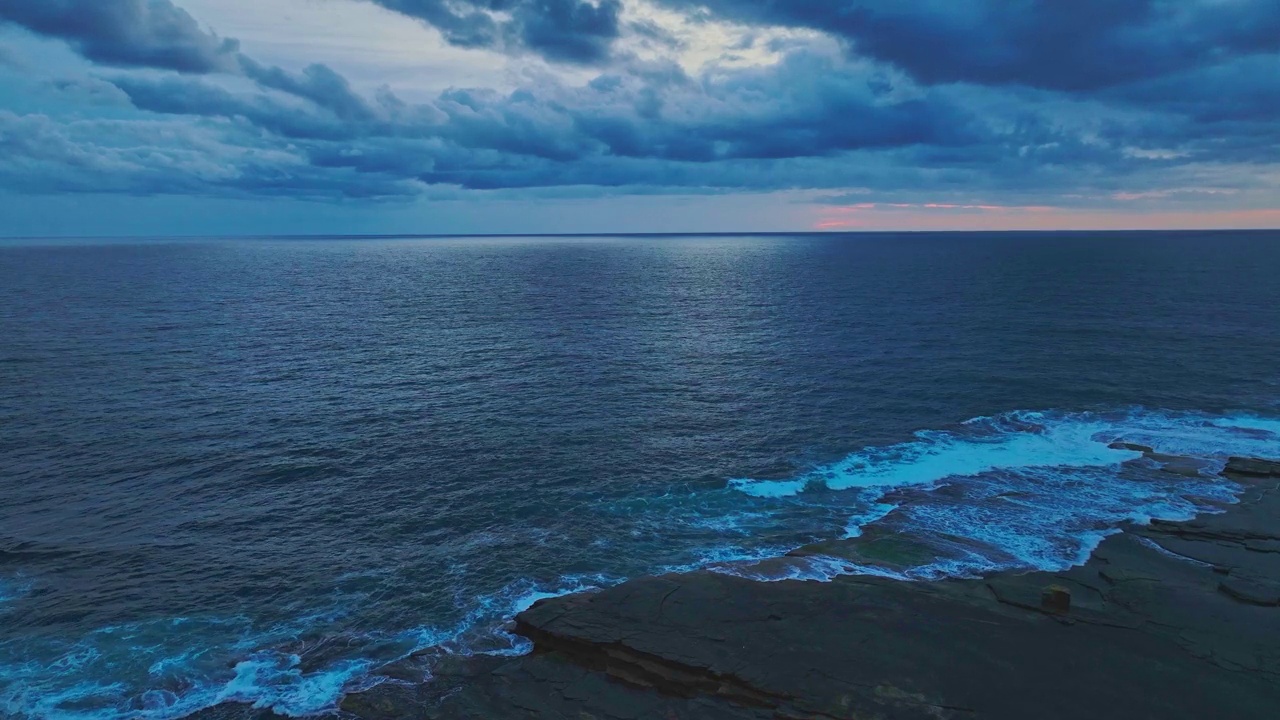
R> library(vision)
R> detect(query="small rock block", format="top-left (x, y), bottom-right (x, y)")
top-left (1225, 457), bottom-right (1280, 478)
top-left (1109, 442), bottom-right (1155, 454)
top-left (1041, 585), bottom-right (1071, 614)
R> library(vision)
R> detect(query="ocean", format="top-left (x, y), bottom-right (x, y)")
top-left (2, 231), bottom-right (1279, 719)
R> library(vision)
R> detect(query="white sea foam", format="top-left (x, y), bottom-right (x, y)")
top-left (731, 478), bottom-right (810, 498)
top-left (1135, 536), bottom-right (1215, 568)
top-left (710, 529), bottom-right (1123, 585)
top-left (730, 409), bottom-right (1280, 499)
top-left (843, 502), bottom-right (899, 539)
top-left (0, 575), bottom-right (628, 720)
top-left (506, 575), bottom-right (613, 615)
top-left (712, 555), bottom-right (910, 583)
top-left (713, 408), bottom-right (1278, 585)
top-left (1, 648), bottom-right (372, 720)
top-left (215, 655), bottom-right (371, 717)
top-left (0, 610), bottom-right (385, 720)
top-left (1211, 415), bottom-right (1280, 437)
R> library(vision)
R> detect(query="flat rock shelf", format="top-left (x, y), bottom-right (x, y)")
top-left (207, 457), bottom-right (1280, 720)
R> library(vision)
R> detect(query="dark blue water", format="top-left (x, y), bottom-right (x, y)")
top-left (2, 232), bottom-right (1279, 719)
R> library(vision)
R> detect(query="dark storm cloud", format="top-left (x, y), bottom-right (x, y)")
top-left (0, 0), bottom-right (239, 73)
top-left (1106, 54), bottom-right (1280, 125)
top-left (516, 0), bottom-right (623, 64)
top-left (366, 0), bottom-right (499, 49)
top-left (368, 0), bottom-right (622, 64)
top-left (659, 0), bottom-right (1280, 92)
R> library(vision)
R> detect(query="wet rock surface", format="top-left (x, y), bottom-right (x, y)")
top-left (1225, 456), bottom-right (1280, 477)
top-left (239, 459), bottom-right (1280, 719)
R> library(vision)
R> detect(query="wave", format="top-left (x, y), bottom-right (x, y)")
top-left (1210, 415), bottom-right (1280, 437)
top-left (0, 572), bottom-right (618, 720)
top-left (2, 407), bottom-right (1277, 720)
top-left (715, 408), bottom-right (1277, 583)
top-left (730, 409), bottom-right (1280, 498)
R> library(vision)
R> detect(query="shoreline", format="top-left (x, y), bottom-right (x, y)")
top-left (19, 415), bottom-right (1272, 720)
top-left (321, 455), bottom-right (1280, 719)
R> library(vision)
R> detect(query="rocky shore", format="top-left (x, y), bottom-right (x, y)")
top-left (208, 456), bottom-right (1280, 720)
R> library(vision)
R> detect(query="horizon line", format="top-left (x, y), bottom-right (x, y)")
top-left (2, 227), bottom-right (1278, 242)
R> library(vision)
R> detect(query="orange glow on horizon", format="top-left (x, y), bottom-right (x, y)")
top-left (814, 203), bottom-right (1280, 231)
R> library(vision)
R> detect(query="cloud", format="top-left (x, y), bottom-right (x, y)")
top-left (0, 110), bottom-right (423, 198)
top-left (99, 50), bottom-right (992, 188)
top-left (1105, 54), bottom-right (1280, 125)
top-left (239, 58), bottom-right (377, 122)
top-left (518, 0), bottom-right (623, 63)
top-left (0, 44), bottom-right (22, 69)
top-left (109, 75), bottom-right (352, 140)
top-left (367, 0), bottom-right (623, 64)
top-left (46, 77), bottom-right (132, 106)
top-left (656, 0), bottom-right (1280, 92)
top-left (0, 0), bottom-right (1276, 216)
top-left (0, 110), bottom-right (236, 193)
top-left (0, 28), bottom-right (1249, 206)
top-left (0, 0), bottom-right (240, 73)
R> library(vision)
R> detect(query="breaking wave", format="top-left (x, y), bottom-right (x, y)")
top-left (716, 408), bottom-right (1277, 582)
top-left (730, 409), bottom-right (1278, 498)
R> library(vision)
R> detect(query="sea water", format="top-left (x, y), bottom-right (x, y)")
top-left (1, 231), bottom-right (1278, 718)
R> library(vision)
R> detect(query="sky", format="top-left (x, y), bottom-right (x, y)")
top-left (0, 0), bottom-right (1277, 236)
